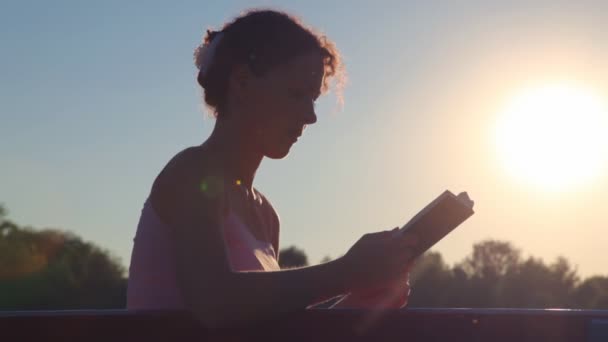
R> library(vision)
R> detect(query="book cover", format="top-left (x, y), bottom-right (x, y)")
top-left (399, 190), bottom-right (475, 258)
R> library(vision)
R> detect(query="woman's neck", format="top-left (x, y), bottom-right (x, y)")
top-left (202, 120), bottom-right (263, 192)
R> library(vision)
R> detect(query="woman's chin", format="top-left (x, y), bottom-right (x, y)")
top-left (266, 149), bottom-right (290, 159)
top-left (265, 143), bottom-right (293, 159)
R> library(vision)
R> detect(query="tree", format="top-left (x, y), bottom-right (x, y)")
top-left (461, 240), bottom-right (521, 279)
top-left (408, 240), bottom-right (593, 309)
top-left (0, 203), bottom-right (7, 221)
top-left (574, 276), bottom-right (608, 309)
top-left (408, 251), bottom-right (454, 307)
top-left (446, 240), bottom-right (521, 307)
top-left (278, 245), bottom-right (308, 269)
top-left (498, 256), bottom-right (578, 308)
top-left (320, 255), bottom-right (333, 264)
top-left (0, 205), bottom-right (126, 310)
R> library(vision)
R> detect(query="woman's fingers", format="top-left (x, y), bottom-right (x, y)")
top-left (367, 227), bottom-right (400, 241)
top-left (393, 233), bottom-right (418, 265)
top-left (399, 232), bottom-right (419, 247)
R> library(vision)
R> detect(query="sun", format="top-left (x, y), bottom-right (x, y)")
top-left (494, 83), bottom-right (608, 191)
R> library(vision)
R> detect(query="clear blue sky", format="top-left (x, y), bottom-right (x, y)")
top-left (2, 1), bottom-right (608, 277)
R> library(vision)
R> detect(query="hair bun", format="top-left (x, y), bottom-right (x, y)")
top-left (194, 30), bottom-right (223, 71)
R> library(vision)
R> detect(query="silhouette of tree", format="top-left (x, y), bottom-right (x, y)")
top-left (408, 240), bottom-right (608, 309)
top-left (320, 255), bottom-right (333, 264)
top-left (456, 240), bottom-right (521, 307)
top-left (278, 245), bottom-right (308, 269)
top-left (575, 276), bottom-right (608, 309)
top-left (498, 256), bottom-right (579, 308)
top-left (408, 251), bottom-right (453, 307)
top-left (461, 240), bottom-right (521, 279)
top-left (0, 205), bottom-right (126, 310)
top-left (0, 204), bottom-right (7, 221)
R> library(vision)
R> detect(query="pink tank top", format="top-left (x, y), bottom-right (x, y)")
top-left (127, 197), bottom-right (280, 310)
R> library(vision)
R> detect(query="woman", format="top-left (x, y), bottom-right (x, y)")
top-left (127, 9), bottom-right (418, 328)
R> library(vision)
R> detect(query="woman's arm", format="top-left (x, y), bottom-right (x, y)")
top-left (163, 161), bottom-right (352, 329)
top-left (172, 208), bottom-right (352, 327)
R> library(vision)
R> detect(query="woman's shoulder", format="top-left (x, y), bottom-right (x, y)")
top-left (151, 146), bottom-right (226, 226)
top-left (153, 146), bottom-right (203, 196)
top-left (159, 145), bottom-right (214, 178)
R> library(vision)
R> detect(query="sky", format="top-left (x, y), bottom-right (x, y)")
top-left (1, 0), bottom-right (607, 278)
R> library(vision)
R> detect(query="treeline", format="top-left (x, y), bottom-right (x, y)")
top-left (0, 205), bottom-right (126, 310)
top-left (408, 241), bottom-right (608, 309)
top-left (1, 204), bottom-right (606, 310)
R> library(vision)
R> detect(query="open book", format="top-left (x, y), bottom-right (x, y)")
top-left (398, 190), bottom-right (475, 258)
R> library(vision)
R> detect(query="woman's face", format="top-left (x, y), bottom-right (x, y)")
top-left (241, 51), bottom-right (324, 159)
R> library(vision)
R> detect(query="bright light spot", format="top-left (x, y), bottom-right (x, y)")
top-left (495, 83), bottom-right (608, 191)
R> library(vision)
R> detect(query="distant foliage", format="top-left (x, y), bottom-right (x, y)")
top-left (278, 245), bottom-right (309, 269)
top-left (409, 240), bottom-right (608, 309)
top-left (0, 205), bottom-right (126, 310)
top-left (320, 255), bottom-right (333, 264)
top-left (575, 276), bottom-right (608, 309)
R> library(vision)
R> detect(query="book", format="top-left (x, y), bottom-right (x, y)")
top-left (398, 190), bottom-right (475, 258)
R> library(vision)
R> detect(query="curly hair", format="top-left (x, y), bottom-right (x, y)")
top-left (193, 9), bottom-right (345, 118)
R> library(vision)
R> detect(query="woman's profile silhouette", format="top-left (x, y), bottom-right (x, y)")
top-left (127, 8), bottom-right (418, 328)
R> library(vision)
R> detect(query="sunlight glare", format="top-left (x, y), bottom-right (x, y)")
top-left (495, 83), bottom-right (608, 191)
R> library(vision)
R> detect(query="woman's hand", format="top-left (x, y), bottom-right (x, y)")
top-left (341, 227), bottom-right (418, 293)
top-left (333, 261), bottom-right (414, 309)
